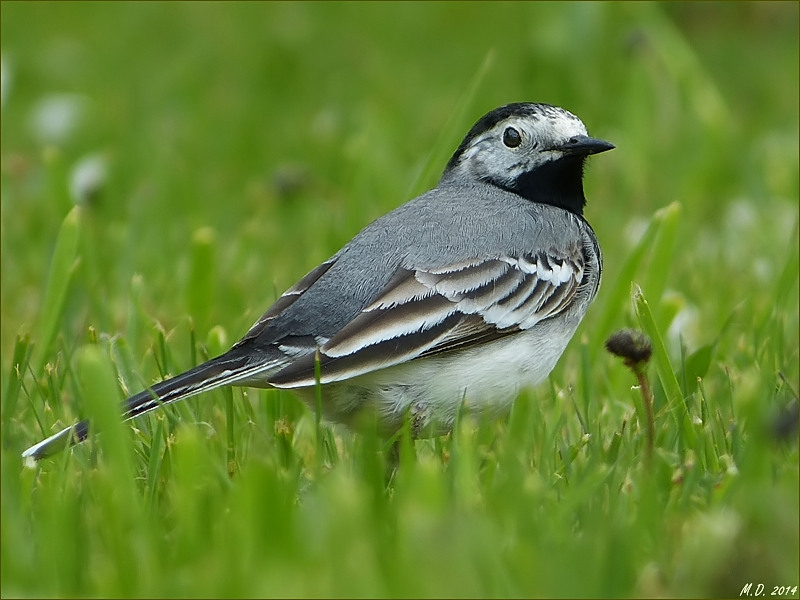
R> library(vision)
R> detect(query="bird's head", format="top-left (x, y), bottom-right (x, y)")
top-left (442, 102), bottom-right (614, 215)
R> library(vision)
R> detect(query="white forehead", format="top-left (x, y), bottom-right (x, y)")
top-left (498, 109), bottom-right (588, 144)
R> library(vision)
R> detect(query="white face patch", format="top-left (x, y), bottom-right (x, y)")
top-left (451, 106), bottom-right (591, 186)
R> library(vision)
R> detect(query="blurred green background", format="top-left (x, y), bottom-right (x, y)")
top-left (1, 2), bottom-right (798, 598)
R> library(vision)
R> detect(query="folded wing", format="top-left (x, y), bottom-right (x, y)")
top-left (269, 250), bottom-right (584, 387)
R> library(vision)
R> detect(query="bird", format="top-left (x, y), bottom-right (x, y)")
top-left (22, 102), bottom-right (614, 462)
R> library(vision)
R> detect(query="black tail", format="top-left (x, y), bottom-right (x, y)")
top-left (21, 350), bottom-right (276, 462)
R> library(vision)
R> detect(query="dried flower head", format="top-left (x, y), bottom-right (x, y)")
top-left (605, 328), bottom-right (653, 369)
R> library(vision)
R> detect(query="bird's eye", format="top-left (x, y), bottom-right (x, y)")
top-left (502, 127), bottom-right (522, 148)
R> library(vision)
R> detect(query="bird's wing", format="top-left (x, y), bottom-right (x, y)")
top-left (233, 257), bottom-right (339, 348)
top-left (268, 250), bottom-right (585, 387)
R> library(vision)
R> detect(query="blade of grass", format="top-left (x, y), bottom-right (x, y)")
top-left (33, 206), bottom-right (82, 374)
top-left (579, 339), bottom-right (594, 435)
top-left (756, 220), bottom-right (799, 341)
top-left (188, 226), bottom-right (217, 336)
top-left (77, 344), bottom-right (130, 470)
top-left (205, 325), bottom-right (236, 475)
top-left (641, 202), bottom-right (681, 329)
top-left (591, 204), bottom-right (671, 352)
top-left (405, 48), bottom-right (496, 198)
top-left (633, 284), bottom-right (696, 450)
top-left (637, 2), bottom-right (732, 131)
top-left (3, 334), bottom-right (32, 445)
top-left (108, 335), bottom-right (138, 398)
top-left (224, 387), bottom-right (235, 477)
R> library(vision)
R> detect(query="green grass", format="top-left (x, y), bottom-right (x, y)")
top-left (2, 2), bottom-right (798, 597)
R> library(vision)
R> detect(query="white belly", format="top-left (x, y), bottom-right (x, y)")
top-left (318, 316), bottom-right (580, 435)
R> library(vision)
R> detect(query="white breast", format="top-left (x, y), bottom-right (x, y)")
top-left (320, 315), bottom-right (582, 435)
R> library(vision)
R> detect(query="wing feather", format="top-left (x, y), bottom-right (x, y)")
top-left (234, 258), bottom-right (338, 347)
top-left (268, 250), bottom-right (585, 388)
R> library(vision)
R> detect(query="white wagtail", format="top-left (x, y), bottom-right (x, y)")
top-left (23, 102), bottom-right (614, 461)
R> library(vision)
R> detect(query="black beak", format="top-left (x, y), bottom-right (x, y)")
top-left (560, 135), bottom-right (615, 156)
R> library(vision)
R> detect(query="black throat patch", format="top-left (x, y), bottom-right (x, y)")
top-left (496, 156), bottom-right (588, 216)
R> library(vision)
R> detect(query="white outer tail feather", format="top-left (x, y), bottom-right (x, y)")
top-left (21, 350), bottom-right (285, 462)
